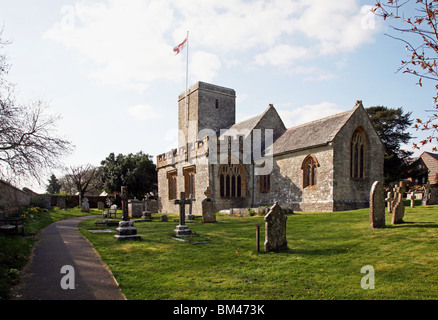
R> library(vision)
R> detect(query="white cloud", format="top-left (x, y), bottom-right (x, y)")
top-left (278, 102), bottom-right (347, 128)
top-left (255, 44), bottom-right (310, 67)
top-left (43, 0), bottom-right (379, 88)
top-left (127, 104), bottom-right (162, 121)
top-left (190, 51), bottom-right (221, 83)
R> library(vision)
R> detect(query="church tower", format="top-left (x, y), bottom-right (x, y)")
top-left (178, 81), bottom-right (236, 147)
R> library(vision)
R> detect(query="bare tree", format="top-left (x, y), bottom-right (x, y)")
top-left (66, 164), bottom-right (97, 203)
top-left (374, 1), bottom-right (438, 150)
top-left (0, 29), bottom-right (73, 182)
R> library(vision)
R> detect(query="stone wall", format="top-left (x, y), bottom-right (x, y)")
top-left (256, 145), bottom-right (335, 212)
top-left (332, 104), bottom-right (385, 211)
top-left (0, 180), bottom-right (31, 215)
top-left (178, 81), bottom-right (236, 147)
top-left (158, 157), bottom-right (210, 215)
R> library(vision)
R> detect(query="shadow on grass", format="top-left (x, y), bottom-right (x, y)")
top-left (259, 247), bottom-right (348, 256)
top-left (386, 221), bottom-right (438, 229)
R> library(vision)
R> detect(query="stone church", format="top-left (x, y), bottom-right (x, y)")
top-left (156, 81), bottom-right (384, 213)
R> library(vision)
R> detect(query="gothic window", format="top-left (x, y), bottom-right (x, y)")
top-left (350, 129), bottom-right (366, 179)
top-left (167, 170), bottom-right (177, 200)
top-left (302, 155), bottom-right (318, 188)
top-left (219, 163), bottom-right (247, 198)
top-left (183, 166), bottom-right (196, 197)
top-left (259, 174), bottom-right (271, 193)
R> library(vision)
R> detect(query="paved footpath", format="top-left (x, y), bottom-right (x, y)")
top-left (11, 215), bottom-right (126, 300)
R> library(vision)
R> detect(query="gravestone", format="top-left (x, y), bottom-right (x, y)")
top-left (385, 191), bottom-right (393, 213)
top-left (422, 185), bottom-right (431, 205)
top-left (202, 187), bottom-right (216, 223)
top-left (264, 202), bottom-right (288, 252)
top-left (392, 181), bottom-right (406, 224)
top-left (98, 202), bottom-right (105, 211)
top-left (173, 192), bottom-right (195, 237)
top-left (58, 196), bottom-right (66, 210)
top-left (408, 191), bottom-right (415, 208)
top-left (114, 186), bottom-right (141, 241)
top-left (81, 198), bottom-right (90, 213)
top-left (143, 196), bottom-right (152, 218)
top-left (369, 181), bottom-right (385, 229)
top-left (128, 199), bottom-right (143, 218)
top-left (160, 214), bottom-right (168, 222)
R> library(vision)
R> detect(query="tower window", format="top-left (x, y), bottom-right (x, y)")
top-left (215, 99), bottom-right (219, 109)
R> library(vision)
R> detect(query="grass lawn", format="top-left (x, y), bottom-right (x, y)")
top-left (0, 207), bottom-right (97, 300)
top-left (79, 204), bottom-right (438, 300)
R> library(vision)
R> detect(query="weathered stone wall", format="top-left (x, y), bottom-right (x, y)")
top-left (254, 145), bottom-right (335, 212)
top-left (0, 180), bottom-right (31, 214)
top-left (157, 156), bottom-right (210, 215)
top-left (332, 104), bottom-right (385, 211)
top-left (178, 82), bottom-right (236, 147)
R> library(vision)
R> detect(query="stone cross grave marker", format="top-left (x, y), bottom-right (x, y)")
top-left (385, 191), bottom-right (393, 213)
top-left (174, 192), bottom-right (195, 237)
top-left (369, 181), bottom-right (385, 229)
top-left (186, 194), bottom-right (196, 220)
top-left (264, 202), bottom-right (288, 252)
top-left (409, 191), bottom-right (415, 208)
top-left (392, 181), bottom-right (406, 224)
top-left (114, 186), bottom-right (141, 241)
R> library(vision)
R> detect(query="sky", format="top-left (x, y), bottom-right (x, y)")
top-left (0, 0), bottom-right (437, 193)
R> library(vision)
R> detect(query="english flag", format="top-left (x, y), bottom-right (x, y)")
top-left (173, 38), bottom-right (187, 55)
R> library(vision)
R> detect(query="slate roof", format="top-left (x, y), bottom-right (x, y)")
top-left (218, 102), bottom-right (359, 156)
top-left (272, 109), bottom-right (354, 155)
top-left (424, 152), bottom-right (438, 161)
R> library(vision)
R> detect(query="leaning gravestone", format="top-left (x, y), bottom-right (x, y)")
top-left (81, 198), bottom-right (90, 213)
top-left (264, 202), bottom-right (288, 252)
top-left (369, 181), bottom-right (385, 229)
top-left (392, 181), bottom-right (406, 224)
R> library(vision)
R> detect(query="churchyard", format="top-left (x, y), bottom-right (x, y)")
top-left (77, 203), bottom-right (438, 300)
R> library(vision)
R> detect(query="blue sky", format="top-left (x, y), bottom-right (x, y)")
top-left (0, 0), bottom-right (437, 192)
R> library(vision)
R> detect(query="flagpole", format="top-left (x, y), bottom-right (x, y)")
top-left (185, 31), bottom-right (189, 128)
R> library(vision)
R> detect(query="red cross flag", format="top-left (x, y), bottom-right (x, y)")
top-left (173, 38), bottom-right (187, 55)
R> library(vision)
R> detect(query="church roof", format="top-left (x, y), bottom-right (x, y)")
top-left (221, 104), bottom-right (283, 136)
top-left (272, 109), bottom-right (355, 156)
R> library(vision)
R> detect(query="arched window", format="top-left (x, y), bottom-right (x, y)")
top-left (219, 163), bottom-right (247, 198)
top-left (350, 129), bottom-right (366, 178)
top-left (302, 155), bottom-right (318, 188)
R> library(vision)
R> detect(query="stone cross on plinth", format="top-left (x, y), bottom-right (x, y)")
top-left (174, 192), bottom-right (196, 237)
top-left (121, 186), bottom-right (129, 221)
top-left (114, 186), bottom-right (142, 241)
